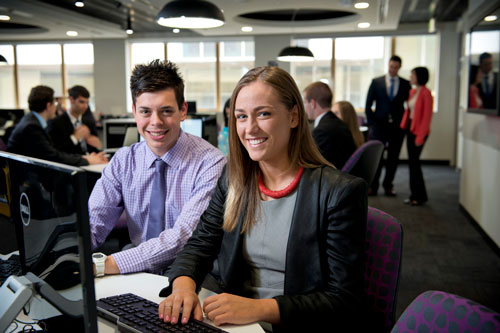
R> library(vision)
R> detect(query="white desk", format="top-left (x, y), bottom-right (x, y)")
top-left (81, 163), bottom-right (107, 174)
top-left (95, 273), bottom-right (264, 333)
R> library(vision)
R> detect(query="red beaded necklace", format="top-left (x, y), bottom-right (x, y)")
top-left (258, 167), bottom-right (304, 199)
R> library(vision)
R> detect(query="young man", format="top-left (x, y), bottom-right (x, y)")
top-left (47, 85), bottom-right (102, 154)
top-left (303, 81), bottom-right (356, 169)
top-left (365, 55), bottom-right (411, 196)
top-left (7, 85), bottom-right (107, 166)
top-left (89, 60), bottom-right (225, 276)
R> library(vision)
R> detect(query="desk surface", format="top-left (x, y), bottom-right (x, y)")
top-left (81, 163), bottom-right (107, 173)
top-left (95, 273), bottom-right (264, 333)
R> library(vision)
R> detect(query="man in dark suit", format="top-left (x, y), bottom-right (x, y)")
top-left (7, 85), bottom-right (107, 166)
top-left (478, 52), bottom-right (498, 110)
top-left (365, 55), bottom-right (411, 196)
top-left (47, 85), bottom-right (102, 154)
top-left (303, 82), bottom-right (356, 169)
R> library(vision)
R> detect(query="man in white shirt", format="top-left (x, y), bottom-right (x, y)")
top-left (48, 85), bottom-right (104, 155)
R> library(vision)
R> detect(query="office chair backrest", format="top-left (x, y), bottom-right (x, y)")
top-left (342, 140), bottom-right (384, 185)
top-left (391, 290), bottom-right (500, 332)
top-left (122, 126), bottom-right (139, 147)
top-left (365, 207), bottom-right (403, 332)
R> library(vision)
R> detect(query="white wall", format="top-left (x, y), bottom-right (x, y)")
top-left (458, 0), bottom-right (500, 247)
top-left (254, 34), bottom-right (291, 73)
top-left (93, 39), bottom-right (129, 116)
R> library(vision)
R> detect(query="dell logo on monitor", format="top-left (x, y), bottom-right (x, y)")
top-left (20, 192), bottom-right (31, 226)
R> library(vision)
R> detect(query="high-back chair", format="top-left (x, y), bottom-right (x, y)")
top-left (342, 140), bottom-right (384, 185)
top-left (365, 207), bottom-right (404, 332)
top-left (391, 290), bottom-right (500, 332)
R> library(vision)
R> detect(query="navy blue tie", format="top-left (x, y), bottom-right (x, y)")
top-left (389, 77), bottom-right (395, 101)
top-left (484, 76), bottom-right (490, 96)
top-left (146, 159), bottom-right (166, 240)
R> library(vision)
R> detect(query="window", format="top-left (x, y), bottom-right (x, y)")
top-left (131, 43), bottom-right (165, 68)
top-left (291, 38), bottom-right (333, 93)
top-left (17, 44), bottom-right (63, 109)
top-left (335, 37), bottom-right (392, 108)
top-left (0, 45), bottom-right (16, 108)
top-left (64, 43), bottom-right (95, 110)
top-left (219, 41), bottom-right (255, 109)
top-left (168, 42), bottom-right (217, 110)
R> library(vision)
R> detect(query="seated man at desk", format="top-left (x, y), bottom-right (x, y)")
top-left (47, 85), bottom-right (102, 154)
top-left (88, 59), bottom-right (225, 276)
top-left (7, 85), bottom-right (107, 166)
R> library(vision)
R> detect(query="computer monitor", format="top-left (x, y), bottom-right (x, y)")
top-left (181, 114), bottom-right (218, 147)
top-left (0, 152), bottom-right (97, 332)
top-left (186, 101), bottom-right (197, 114)
top-left (102, 118), bottom-right (139, 149)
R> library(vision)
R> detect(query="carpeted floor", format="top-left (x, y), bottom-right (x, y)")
top-left (368, 164), bottom-right (500, 319)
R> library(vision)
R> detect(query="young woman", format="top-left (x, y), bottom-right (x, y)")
top-left (158, 66), bottom-right (368, 331)
top-left (333, 100), bottom-right (365, 148)
top-left (400, 67), bottom-right (433, 206)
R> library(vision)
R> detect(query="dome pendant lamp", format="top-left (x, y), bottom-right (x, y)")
top-left (156, 0), bottom-right (225, 29)
top-left (277, 46), bottom-right (314, 62)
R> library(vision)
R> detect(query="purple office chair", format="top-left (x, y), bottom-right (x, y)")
top-left (342, 140), bottom-right (384, 185)
top-left (391, 290), bottom-right (500, 332)
top-left (365, 207), bottom-right (403, 332)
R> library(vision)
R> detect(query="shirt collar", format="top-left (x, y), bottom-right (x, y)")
top-left (314, 111), bottom-right (328, 128)
top-left (66, 110), bottom-right (82, 125)
top-left (31, 111), bottom-right (47, 129)
top-left (144, 130), bottom-right (189, 170)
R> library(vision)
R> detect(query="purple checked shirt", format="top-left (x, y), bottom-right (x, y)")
top-left (89, 131), bottom-right (225, 274)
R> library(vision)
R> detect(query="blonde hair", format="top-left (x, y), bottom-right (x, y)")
top-left (224, 66), bottom-right (331, 233)
top-left (335, 101), bottom-right (365, 148)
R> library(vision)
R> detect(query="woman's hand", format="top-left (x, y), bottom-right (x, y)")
top-left (203, 293), bottom-right (280, 326)
top-left (158, 276), bottom-right (203, 324)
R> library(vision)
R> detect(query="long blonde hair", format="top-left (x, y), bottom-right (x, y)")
top-left (224, 66), bottom-right (331, 233)
top-left (335, 101), bottom-right (365, 148)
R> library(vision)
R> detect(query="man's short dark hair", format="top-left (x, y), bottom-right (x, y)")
top-left (68, 85), bottom-right (90, 99)
top-left (130, 59), bottom-right (185, 109)
top-left (390, 55), bottom-right (402, 65)
top-left (28, 85), bottom-right (54, 113)
top-left (479, 52), bottom-right (492, 64)
top-left (303, 82), bottom-right (333, 109)
top-left (413, 67), bottom-right (429, 86)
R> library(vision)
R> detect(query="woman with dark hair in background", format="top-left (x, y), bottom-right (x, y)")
top-left (469, 64), bottom-right (484, 109)
top-left (400, 66), bottom-right (433, 206)
top-left (157, 66), bottom-right (368, 332)
top-left (332, 100), bottom-right (365, 148)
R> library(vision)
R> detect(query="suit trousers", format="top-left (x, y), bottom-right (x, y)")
top-left (406, 127), bottom-right (428, 202)
top-left (369, 121), bottom-right (405, 192)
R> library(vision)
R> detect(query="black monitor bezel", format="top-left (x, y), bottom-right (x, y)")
top-left (0, 151), bottom-right (97, 333)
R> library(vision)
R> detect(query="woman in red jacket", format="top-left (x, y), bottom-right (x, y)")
top-left (400, 67), bottom-right (433, 206)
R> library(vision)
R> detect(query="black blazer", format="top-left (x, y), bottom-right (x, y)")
top-left (7, 112), bottom-right (89, 166)
top-left (162, 166), bottom-right (368, 332)
top-left (312, 111), bottom-right (356, 169)
top-left (47, 112), bottom-right (99, 154)
top-left (478, 73), bottom-right (498, 109)
top-left (365, 75), bottom-right (411, 126)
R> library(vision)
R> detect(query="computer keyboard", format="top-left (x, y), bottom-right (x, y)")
top-left (97, 293), bottom-right (228, 333)
top-left (0, 254), bottom-right (22, 285)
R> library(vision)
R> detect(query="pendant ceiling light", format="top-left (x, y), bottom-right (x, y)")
top-left (0, 55), bottom-right (7, 63)
top-left (156, 0), bottom-right (225, 29)
top-left (277, 46), bottom-right (314, 62)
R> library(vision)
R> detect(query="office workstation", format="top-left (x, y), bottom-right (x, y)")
top-left (1, 0), bottom-right (500, 332)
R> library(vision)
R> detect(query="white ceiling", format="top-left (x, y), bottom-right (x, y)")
top-left (0, 0), bottom-right (409, 41)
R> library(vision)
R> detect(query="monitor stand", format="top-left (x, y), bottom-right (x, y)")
top-left (0, 272), bottom-right (84, 332)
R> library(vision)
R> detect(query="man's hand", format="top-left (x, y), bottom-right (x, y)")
top-left (85, 135), bottom-right (102, 150)
top-left (83, 152), bottom-right (108, 165)
top-left (74, 125), bottom-right (90, 141)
